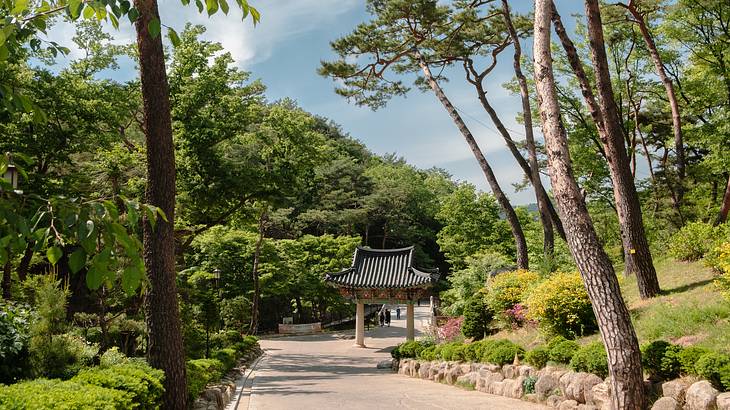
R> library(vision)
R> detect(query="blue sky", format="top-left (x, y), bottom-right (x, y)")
top-left (48, 0), bottom-right (589, 204)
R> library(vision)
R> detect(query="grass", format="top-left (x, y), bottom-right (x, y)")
top-left (488, 257), bottom-right (730, 353)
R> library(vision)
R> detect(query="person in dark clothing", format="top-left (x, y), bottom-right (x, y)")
top-left (385, 309), bottom-right (391, 327)
top-left (379, 311), bottom-right (385, 327)
top-left (396, 307), bottom-right (401, 320)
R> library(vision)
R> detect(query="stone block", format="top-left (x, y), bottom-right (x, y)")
top-left (685, 381), bottom-right (719, 410)
top-left (558, 399), bottom-right (579, 410)
top-left (536, 372), bottom-right (561, 400)
top-left (651, 397), bottom-right (681, 410)
top-left (661, 379), bottom-right (690, 404)
top-left (717, 392), bottom-right (730, 410)
top-left (547, 394), bottom-right (564, 408)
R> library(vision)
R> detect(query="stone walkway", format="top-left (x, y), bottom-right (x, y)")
top-left (243, 305), bottom-right (545, 409)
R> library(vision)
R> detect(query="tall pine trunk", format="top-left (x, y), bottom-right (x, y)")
top-left (533, 3), bottom-right (645, 407)
top-left (552, 1), bottom-right (660, 299)
top-left (502, 0), bottom-right (556, 258)
top-left (621, 0), bottom-right (685, 215)
top-left (133, 0), bottom-right (187, 407)
top-left (716, 174), bottom-right (730, 226)
top-left (415, 49), bottom-right (529, 269)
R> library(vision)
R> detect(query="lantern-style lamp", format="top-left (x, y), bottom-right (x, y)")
top-left (2, 163), bottom-right (18, 190)
top-left (212, 268), bottom-right (221, 288)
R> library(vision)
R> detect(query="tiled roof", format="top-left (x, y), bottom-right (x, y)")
top-left (325, 246), bottom-right (439, 289)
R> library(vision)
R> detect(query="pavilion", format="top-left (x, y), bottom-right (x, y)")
top-left (325, 246), bottom-right (440, 347)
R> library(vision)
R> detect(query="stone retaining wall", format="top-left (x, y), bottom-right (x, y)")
top-left (192, 346), bottom-right (264, 410)
top-left (396, 358), bottom-right (730, 410)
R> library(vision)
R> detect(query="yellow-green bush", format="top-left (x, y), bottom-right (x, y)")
top-left (668, 222), bottom-right (729, 261)
top-left (485, 270), bottom-right (540, 317)
top-left (524, 272), bottom-right (597, 338)
top-left (0, 378), bottom-right (131, 409)
top-left (707, 242), bottom-right (730, 302)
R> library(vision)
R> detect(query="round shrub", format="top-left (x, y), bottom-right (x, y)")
top-left (525, 347), bottom-right (550, 369)
top-left (187, 358), bottom-right (225, 402)
top-left (392, 340), bottom-right (432, 360)
top-left (482, 340), bottom-right (524, 365)
top-left (668, 221), bottom-right (728, 261)
top-left (641, 340), bottom-right (683, 381)
top-left (549, 339), bottom-right (580, 364)
top-left (524, 272), bottom-right (597, 338)
top-left (570, 342), bottom-right (608, 379)
top-left (439, 342), bottom-right (467, 361)
top-left (212, 348), bottom-right (238, 372)
top-left (485, 270), bottom-right (540, 315)
top-left (418, 345), bottom-right (438, 361)
top-left (695, 352), bottom-right (730, 390)
top-left (72, 363), bottom-right (165, 409)
top-left (677, 346), bottom-right (711, 375)
top-left (462, 293), bottom-right (493, 340)
top-left (0, 378), bottom-right (131, 409)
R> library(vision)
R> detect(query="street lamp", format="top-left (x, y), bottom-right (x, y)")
top-left (2, 163), bottom-right (18, 190)
top-left (213, 268), bottom-right (221, 290)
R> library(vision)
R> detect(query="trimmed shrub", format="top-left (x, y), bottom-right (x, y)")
top-left (549, 339), bottom-right (580, 364)
top-left (212, 348), bottom-right (238, 372)
top-left (72, 363), bottom-right (165, 409)
top-left (439, 342), bottom-right (467, 361)
top-left (641, 340), bottom-right (683, 381)
top-left (485, 270), bottom-right (540, 320)
top-left (570, 342), bottom-right (608, 379)
top-left (233, 335), bottom-right (260, 357)
top-left (707, 242), bottom-right (730, 302)
top-left (462, 293), bottom-right (493, 340)
top-left (668, 222), bottom-right (729, 261)
top-left (676, 346), bottom-right (712, 375)
top-left (0, 378), bottom-right (131, 409)
top-left (524, 272), bottom-right (597, 338)
top-left (187, 358), bottom-right (225, 402)
top-left (695, 352), bottom-right (730, 390)
top-left (525, 347), bottom-right (550, 369)
top-left (417, 345), bottom-right (438, 361)
top-left (481, 340), bottom-right (524, 365)
top-left (391, 340), bottom-right (433, 360)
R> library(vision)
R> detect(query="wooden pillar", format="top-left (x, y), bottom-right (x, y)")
top-left (355, 301), bottom-right (365, 347)
top-left (406, 303), bottom-right (414, 341)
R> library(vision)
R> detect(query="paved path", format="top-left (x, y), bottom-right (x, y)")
top-left (245, 305), bottom-right (545, 410)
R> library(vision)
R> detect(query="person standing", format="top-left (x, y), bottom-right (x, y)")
top-left (379, 310), bottom-right (385, 327)
top-left (385, 309), bottom-right (391, 327)
top-left (396, 307), bottom-right (401, 320)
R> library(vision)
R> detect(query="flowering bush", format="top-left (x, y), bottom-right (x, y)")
top-left (524, 271), bottom-right (597, 338)
top-left (504, 303), bottom-right (530, 329)
top-left (485, 270), bottom-right (540, 327)
top-left (437, 316), bottom-right (464, 343)
top-left (706, 242), bottom-right (730, 302)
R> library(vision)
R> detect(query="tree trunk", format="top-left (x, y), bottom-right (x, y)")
top-left (2, 262), bottom-right (11, 300)
top-left (415, 49), bottom-right (529, 269)
top-left (532, 3), bottom-right (646, 408)
top-left (715, 174), bottom-right (730, 226)
top-left (249, 209), bottom-right (267, 335)
top-left (133, 0), bottom-right (187, 407)
top-left (17, 241), bottom-right (34, 282)
top-left (621, 1), bottom-right (685, 203)
top-left (552, 1), bottom-right (660, 298)
top-left (473, 87), bottom-right (565, 242)
top-left (502, 0), bottom-right (555, 258)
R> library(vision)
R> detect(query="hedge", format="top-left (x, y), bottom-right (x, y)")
top-left (72, 363), bottom-right (165, 409)
top-left (0, 378), bottom-right (132, 409)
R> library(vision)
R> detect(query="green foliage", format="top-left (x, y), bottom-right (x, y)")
top-left (482, 340), bottom-right (524, 366)
top-left (677, 346), bottom-right (712, 375)
top-left (0, 302), bottom-right (32, 383)
top-left (417, 345), bottom-right (438, 361)
top-left (72, 363), bottom-right (165, 409)
top-left (0, 378), bottom-right (131, 409)
top-left (438, 342), bottom-right (467, 362)
top-left (187, 359), bottom-right (225, 402)
top-left (707, 242), bottom-right (730, 302)
top-left (525, 347), bottom-right (550, 369)
top-left (441, 251), bottom-right (510, 316)
top-left (641, 340), bottom-right (683, 381)
top-left (212, 348), bottom-right (237, 372)
top-left (523, 376), bottom-right (538, 394)
top-left (524, 272), bottom-right (597, 338)
top-left (391, 340), bottom-right (433, 360)
top-left (99, 347), bottom-right (131, 368)
top-left (569, 342), bottom-right (609, 379)
top-left (435, 184), bottom-right (513, 269)
top-left (548, 339), bottom-right (580, 364)
top-left (695, 352), bottom-right (730, 390)
top-left (485, 270), bottom-right (540, 321)
top-left (668, 222), bottom-right (729, 261)
top-left (461, 292), bottom-right (493, 340)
